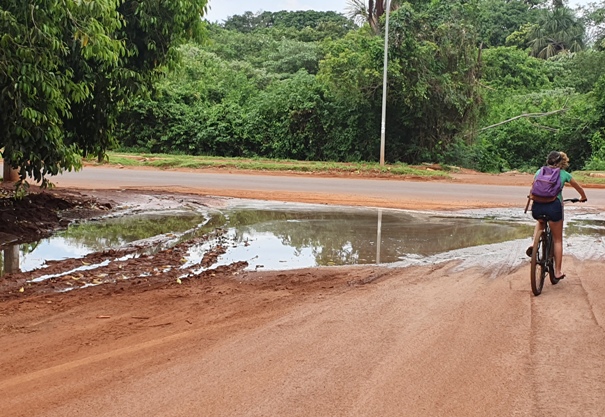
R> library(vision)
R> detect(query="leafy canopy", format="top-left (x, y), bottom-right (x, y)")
top-left (0, 0), bottom-right (208, 185)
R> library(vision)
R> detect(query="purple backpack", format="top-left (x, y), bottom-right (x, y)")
top-left (531, 166), bottom-right (562, 201)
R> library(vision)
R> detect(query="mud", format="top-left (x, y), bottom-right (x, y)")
top-left (0, 185), bottom-right (112, 245)
top-left (3, 169), bottom-right (605, 417)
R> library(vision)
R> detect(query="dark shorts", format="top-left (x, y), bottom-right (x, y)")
top-left (532, 198), bottom-right (563, 222)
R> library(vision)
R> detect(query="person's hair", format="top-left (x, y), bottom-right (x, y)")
top-left (546, 151), bottom-right (569, 169)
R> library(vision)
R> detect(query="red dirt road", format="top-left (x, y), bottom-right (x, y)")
top-left (2, 169), bottom-right (605, 416)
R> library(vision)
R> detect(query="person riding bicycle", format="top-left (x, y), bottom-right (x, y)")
top-left (527, 151), bottom-right (587, 280)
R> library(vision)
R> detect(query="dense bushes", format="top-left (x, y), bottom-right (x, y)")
top-left (115, 4), bottom-right (605, 173)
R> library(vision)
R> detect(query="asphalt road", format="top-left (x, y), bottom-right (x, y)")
top-left (47, 165), bottom-right (605, 210)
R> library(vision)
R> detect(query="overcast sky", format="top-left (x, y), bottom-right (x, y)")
top-left (205, 0), bottom-right (594, 23)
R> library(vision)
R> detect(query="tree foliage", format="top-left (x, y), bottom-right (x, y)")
top-left (0, 0), bottom-right (208, 185)
top-left (346, 0), bottom-right (404, 32)
top-left (14, 1), bottom-right (602, 175)
top-left (222, 10), bottom-right (356, 37)
top-left (528, 6), bottom-right (585, 58)
top-left (475, 0), bottom-right (540, 47)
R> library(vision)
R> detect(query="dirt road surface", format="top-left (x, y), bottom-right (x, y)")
top-left (2, 167), bottom-right (605, 416)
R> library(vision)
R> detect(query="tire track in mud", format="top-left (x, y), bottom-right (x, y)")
top-left (528, 258), bottom-right (605, 417)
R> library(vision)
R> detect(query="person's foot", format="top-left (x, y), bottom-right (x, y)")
top-left (526, 246), bottom-right (533, 257)
top-left (555, 273), bottom-right (566, 280)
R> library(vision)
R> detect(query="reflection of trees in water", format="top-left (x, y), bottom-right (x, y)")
top-left (1, 241), bottom-right (42, 275)
top-left (56, 213), bottom-right (209, 251)
top-left (224, 210), bottom-right (533, 266)
top-left (227, 210), bottom-right (378, 265)
top-left (381, 218), bottom-right (533, 257)
top-left (37, 207), bottom-right (533, 269)
top-left (565, 221), bottom-right (605, 237)
top-left (1, 245), bottom-right (20, 274)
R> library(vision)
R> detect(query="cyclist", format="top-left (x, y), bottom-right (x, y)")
top-left (527, 151), bottom-right (587, 280)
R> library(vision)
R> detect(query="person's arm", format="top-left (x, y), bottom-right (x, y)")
top-left (569, 178), bottom-right (588, 202)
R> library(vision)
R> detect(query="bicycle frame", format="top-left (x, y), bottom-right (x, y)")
top-left (529, 198), bottom-right (579, 296)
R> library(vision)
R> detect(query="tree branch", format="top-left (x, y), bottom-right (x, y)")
top-left (478, 108), bottom-right (568, 132)
top-left (528, 120), bottom-right (559, 132)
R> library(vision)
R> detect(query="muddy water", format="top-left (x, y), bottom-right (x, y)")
top-left (182, 207), bottom-right (532, 271)
top-left (3, 202), bottom-right (605, 276)
top-left (1, 210), bottom-right (207, 274)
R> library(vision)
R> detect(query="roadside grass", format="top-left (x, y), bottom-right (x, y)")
top-left (92, 152), bottom-right (451, 178)
top-left (571, 171), bottom-right (605, 186)
top-left (87, 152), bottom-right (605, 184)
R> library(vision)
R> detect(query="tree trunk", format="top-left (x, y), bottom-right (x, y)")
top-left (376, 0), bottom-right (385, 19)
top-left (3, 245), bottom-right (20, 275)
top-left (2, 159), bottom-right (19, 182)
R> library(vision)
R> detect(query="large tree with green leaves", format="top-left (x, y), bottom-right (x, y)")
top-left (585, 1), bottom-right (605, 50)
top-left (0, 0), bottom-right (208, 185)
top-left (528, 5), bottom-right (585, 58)
top-left (475, 0), bottom-right (540, 47)
top-left (346, 0), bottom-right (404, 33)
top-left (222, 10), bottom-right (355, 37)
top-left (323, 1), bottom-right (482, 162)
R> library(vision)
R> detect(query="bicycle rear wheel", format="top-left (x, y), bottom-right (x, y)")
top-left (530, 232), bottom-right (547, 296)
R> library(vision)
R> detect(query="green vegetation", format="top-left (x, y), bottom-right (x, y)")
top-left (94, 152), bottom-right (449, 178)
top-left (1, 0), bottom-right (208, 185)
top-left (3, 1), bottom-right (605, 185)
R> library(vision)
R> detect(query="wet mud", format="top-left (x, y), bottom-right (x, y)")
top-left (2, 185), bottom-right (603, 301)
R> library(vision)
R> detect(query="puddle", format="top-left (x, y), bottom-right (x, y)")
top-left (2, 201), bottom-right (605, 276)
top-left (1, 210), bottom-right (208, 274)
top-left (182, 207), bottom-right (533, 272)
top-left (566, 219), bottom-right (605, 237)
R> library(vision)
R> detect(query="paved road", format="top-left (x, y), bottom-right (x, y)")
top-left (44, 165), bottom-right (605, 210)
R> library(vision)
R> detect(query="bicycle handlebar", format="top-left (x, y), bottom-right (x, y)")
top-left (564, 198), bottom-right (586, 203)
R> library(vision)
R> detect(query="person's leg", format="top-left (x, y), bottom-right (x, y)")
top-left (550, 219), bottom-right (564, 277)
top-left (527, 220), bottom-right (545, 257)
top-left (533, 220), bottom-right (544, 239)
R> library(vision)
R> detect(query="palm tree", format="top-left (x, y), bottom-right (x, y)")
top-left (528, 6), bottom-right (585, 58)
top-left (346, 0), bottom-right (402, 33)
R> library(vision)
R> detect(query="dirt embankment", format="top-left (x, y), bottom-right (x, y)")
top-left (2, 172), bottom-right (605, 417)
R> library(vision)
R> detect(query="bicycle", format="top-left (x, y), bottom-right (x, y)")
top-left (529, 198), bottom-right (580, 296)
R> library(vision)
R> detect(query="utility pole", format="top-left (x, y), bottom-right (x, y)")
top-left (380, 0), bottom-right (391, 166)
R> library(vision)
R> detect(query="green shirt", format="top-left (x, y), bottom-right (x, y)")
top-left (534, 168), bottom-right (573, 201)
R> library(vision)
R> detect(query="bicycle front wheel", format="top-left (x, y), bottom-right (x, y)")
top-left (530, 232), bottom-right (547, 296)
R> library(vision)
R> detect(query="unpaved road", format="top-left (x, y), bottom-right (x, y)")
top-left (2, 166), bottom-right (605, 416)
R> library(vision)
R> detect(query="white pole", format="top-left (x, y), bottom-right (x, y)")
top-left (380, 0), bottom-right (391, 166)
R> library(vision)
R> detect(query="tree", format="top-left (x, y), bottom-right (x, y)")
top-left (480, 47), bottom-right (552, 92)
top-left (585, 1), bottom-right (605, 50)
top-left (0, 0), bottom-right (208, 185)
top-left (222, 10), bottom-right (355, 35)
top-left (475, 0), bottom-right (540, 47)
top-left (1, 0), bottom-right (124, 184)
top-left (322, 1), bottom-right (482, 162)
top-left (528, 6), bottom-right (585, 58)
top-left (346, 0), bottom-right (403, 33)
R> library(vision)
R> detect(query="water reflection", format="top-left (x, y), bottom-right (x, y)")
top-left (2, 245), bottom-right (19, 275)
top-left (8, 203), bottom-right (602, 275)
top-left (0, 211), bottom-right (208, 274)
top-left (566, 219), bottom-right (605, 237)
top-left (184, 207), bottom-right (533, 271)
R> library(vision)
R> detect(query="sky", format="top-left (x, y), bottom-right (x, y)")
top-left (204, 0), bottom-right (594, 23)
